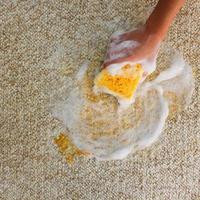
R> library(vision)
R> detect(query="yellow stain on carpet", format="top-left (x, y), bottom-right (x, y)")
top-left (54, 133), bottom-right (90, 164)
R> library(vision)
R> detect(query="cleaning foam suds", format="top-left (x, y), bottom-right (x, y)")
top-left (52, 47), bottom-right (194, 161)
top-left (104, 31), bottom-right (138, 63)
top-left (110, 40), bottom-right (140, 51)
top-left (107, 40), bottom-right (140, 60)
top-left (76, 61), bottom-right (89, 81)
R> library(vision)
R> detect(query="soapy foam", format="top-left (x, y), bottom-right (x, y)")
top-left (76, 61), bottom-right (89, 81)
top-left (110, 40), bottom-right (140, 52)
top-left (56, 85), bottom-right (168, 160)
top-left (108, 52), bottom-right (127, 60)
top-left (52, 47), bottom-right (194, 160)
top-left (105, 40), bottom-right (139, 61)
top-left (153, 55), bottom-right (184, 83)
top-left (136, 86), bottom-right (169, 149)
top-left (143, 50), bottom-right (194, 110)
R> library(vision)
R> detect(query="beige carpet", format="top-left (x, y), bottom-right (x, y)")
top-left (1, 0), bottom-right (200, 199)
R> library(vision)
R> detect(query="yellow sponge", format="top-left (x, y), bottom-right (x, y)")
top-left (94, 64), bottom-right (144, 100)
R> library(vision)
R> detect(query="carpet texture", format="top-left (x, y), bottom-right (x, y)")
top-left (1, 0), bottom-right (200, 199)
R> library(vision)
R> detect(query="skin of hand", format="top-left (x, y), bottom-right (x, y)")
top-left (103, 0), bottom-right (185, 68)
top-left (103, 26), bottom-right (160, 68)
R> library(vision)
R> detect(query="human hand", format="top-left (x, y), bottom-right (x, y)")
top-left (103, 0), bottom-right (186, 69)
top-left (103, 26), bottom-right (161, 69)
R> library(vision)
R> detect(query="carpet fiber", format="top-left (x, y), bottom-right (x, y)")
top-left (1, 0), bottom-right (200, 199)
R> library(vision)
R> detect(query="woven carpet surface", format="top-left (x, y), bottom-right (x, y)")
top-left (1, 0), bottom-right (200, 199)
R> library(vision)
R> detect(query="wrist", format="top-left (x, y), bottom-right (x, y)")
top-left (144, 24), bottom-right (162, 45)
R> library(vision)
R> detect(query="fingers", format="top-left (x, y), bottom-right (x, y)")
top-left (105, 40), bottom-right (140, 63)
top-left (103, 27), bottom-right (159, 68)
top-left (103, 44), bottom-right (144, 68)
top-left (110, 28), bottom-right (145, 44)
top-left (102, 54), bottom-right (137, 68)
top-left (110, 31), bottom-right (134, 44)
top-left (106, 45), bottom-right (136, 61)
